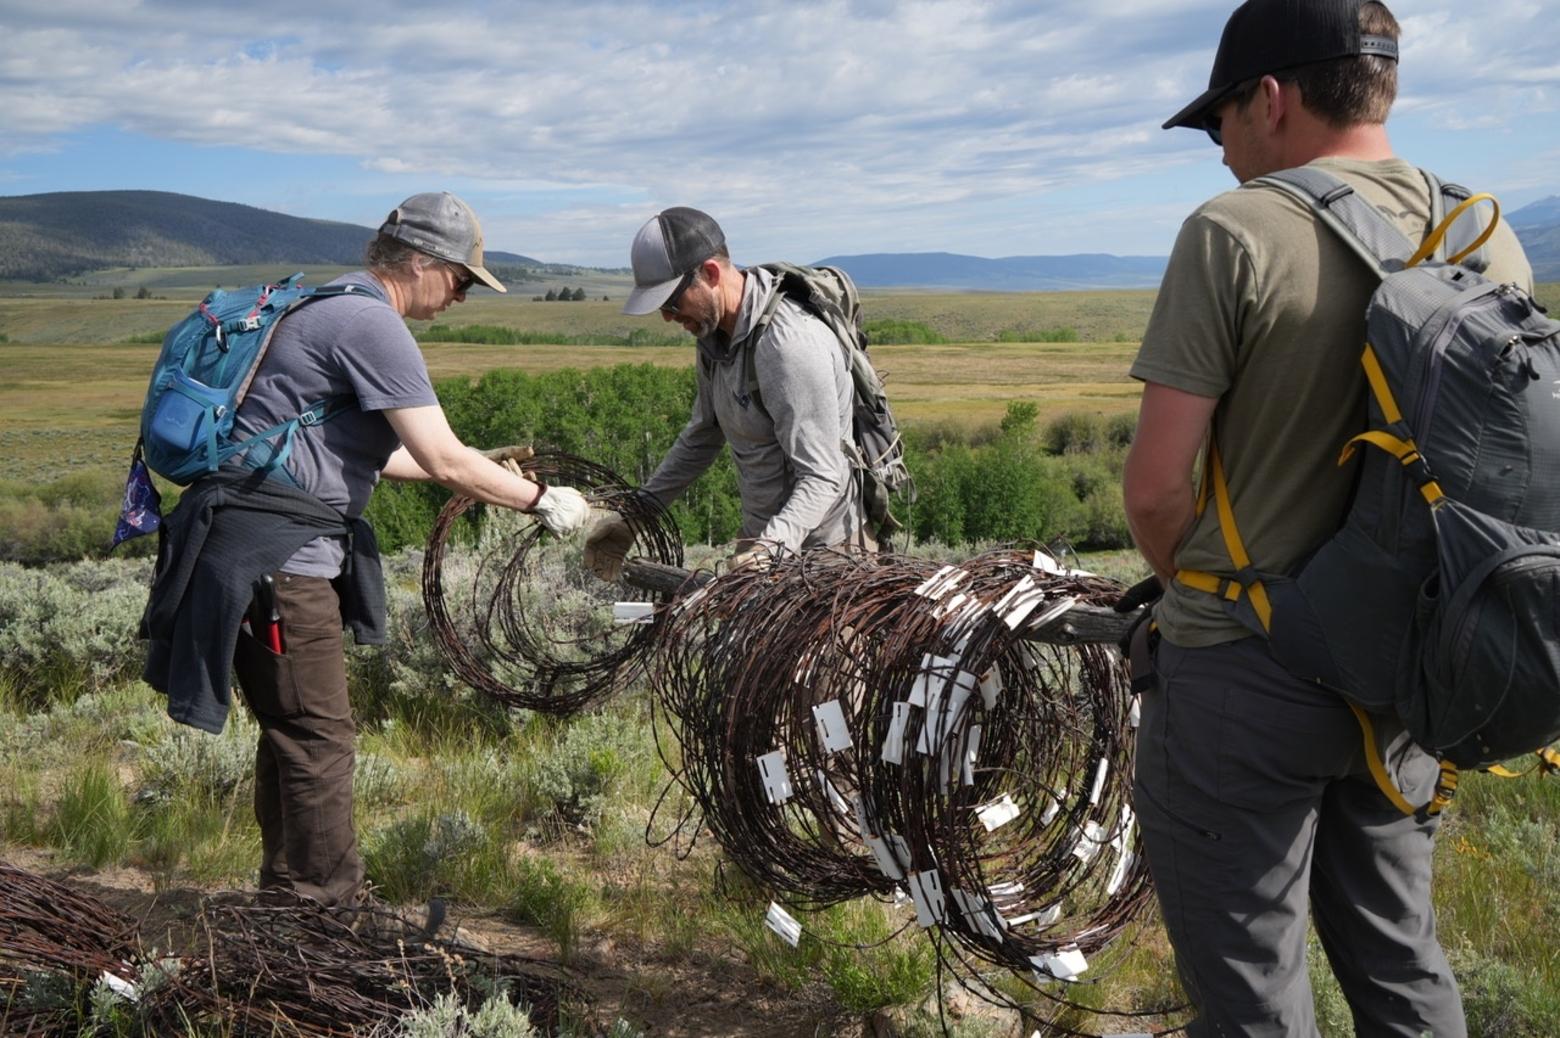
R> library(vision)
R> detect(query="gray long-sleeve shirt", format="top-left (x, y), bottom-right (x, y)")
top-left (642, 266), bottom-right (860, 552)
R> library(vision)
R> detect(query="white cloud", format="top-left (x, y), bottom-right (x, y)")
top-left (0, 0), bottom-right (1554, 261)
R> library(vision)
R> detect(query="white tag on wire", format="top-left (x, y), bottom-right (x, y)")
top-left (950, 888), bottom-right (1006, 939)
top-left (816, 769), bottom-right (851, 816)
top-left (913, 565), bottom-right (967, 601)
top-left (812, 699), bottom-right (852, 753)
top-left (1088, 758), bottom-right (1109, 806)
top-left (612, 601), bottom-right (655, 624)
top-left (1022, 595), bottom-right (1078, 633)
top-left (1032, 946), bottom-right (1089, 982)
top-left (975, 793), bottom-right (1021, 832)
top-left (907, 869), bottom-right (946, 928)
top-left (1071, 821), bottom-right (1107, 863)
top-left (962, 724), bottom-right (982, 786)
top-left (917, 673), bottom-right (974, 755)
top-left (765, 902), bottom-right (802, 947)
top-left (866, 832), bottom-right (910, 881)
top-left (881, 702), bottom-right (912, 765)
top-left (757, 750), bottom-right (793, 804)
top-left (979, 665), bottom-right (1003, 710)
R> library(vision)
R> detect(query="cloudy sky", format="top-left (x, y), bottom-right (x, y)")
top-left (1, 0), bottom-right (1555, 266)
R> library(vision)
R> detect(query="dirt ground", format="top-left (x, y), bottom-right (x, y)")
top-left (1, 845), bottom-right (912, 1037)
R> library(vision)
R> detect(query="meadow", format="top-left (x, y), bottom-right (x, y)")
top-left (1, 274), bottom-right (1558, 1035)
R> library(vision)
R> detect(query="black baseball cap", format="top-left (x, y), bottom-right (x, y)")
top-left (1163, 0), bottom-right (1399, 131)
top-left (622, 207), bottom-right (726, 315)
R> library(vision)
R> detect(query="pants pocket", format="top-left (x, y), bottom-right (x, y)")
top-left (234, 629), bottom-right (304, 719)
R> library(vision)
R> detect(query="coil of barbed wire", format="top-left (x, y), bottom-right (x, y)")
top-left (422, 449), bottom-right (683, 714)
top-left (651, 548), bottom-right (911, 908)
top-left (648, 547), bottom-right (1165, 1032)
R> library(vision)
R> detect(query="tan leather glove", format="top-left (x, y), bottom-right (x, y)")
top-left (726, 544), bottom-right (777, 574)
top-left (584, 512), bottom-right (634, 582)
top-left (481, 444), bottom-right (535, 464)
top-left (528, 484), bottom-right (591, 536)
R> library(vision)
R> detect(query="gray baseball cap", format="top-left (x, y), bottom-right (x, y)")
top-left (378, 191), bottom-right (507, 293)
top-left (622, 207), bottom-right (726, 315)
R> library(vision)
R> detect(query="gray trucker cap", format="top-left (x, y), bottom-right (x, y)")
top-left (378, 191), bottom-right (507, 293)
top-left (622, 207), bottom-right (726, 315)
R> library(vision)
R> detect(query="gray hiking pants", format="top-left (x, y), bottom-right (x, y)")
top-left (1134, 636), bottom-right (1466, 1037)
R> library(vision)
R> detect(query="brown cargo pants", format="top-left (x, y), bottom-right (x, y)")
top-left (232, 571), bottom-right (363, 906)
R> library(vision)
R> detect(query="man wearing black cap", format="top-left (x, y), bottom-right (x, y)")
top-left (1121, 1), bottom-right (1532, 1032)
top-left (584, 207), bottom-right (863, 579)
top-left (144, 192), bottom-right (591, 917)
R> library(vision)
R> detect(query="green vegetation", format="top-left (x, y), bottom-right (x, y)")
top-left (864, 318), bottom-right (947, 344)
top-left (418, 323), bottom-right (686, 347)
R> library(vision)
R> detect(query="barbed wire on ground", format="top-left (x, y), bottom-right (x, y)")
top-left (0, 865), bottom-right (581, 1037)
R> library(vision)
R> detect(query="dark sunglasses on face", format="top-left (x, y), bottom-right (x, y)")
top-left (449, 266), bottom-right (476, 293)
top-left (660, 269), bottom-right (697, 316)
top-left (1205, 113), bottom-right (1223, 147)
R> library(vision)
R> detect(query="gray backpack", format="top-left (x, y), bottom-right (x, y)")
top-left (734, 262), bottom-right (914, 545)
top-left (1179, 166), bottom-right (1560, 814)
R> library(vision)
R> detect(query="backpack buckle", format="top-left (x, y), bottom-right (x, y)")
top-left (240, 316), bottom-right (261, 332)
top-left (298, 409), bottom-right (321, 427)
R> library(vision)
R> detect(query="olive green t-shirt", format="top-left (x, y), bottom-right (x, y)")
top-left (1131, 157), bottom-right (1534, 647)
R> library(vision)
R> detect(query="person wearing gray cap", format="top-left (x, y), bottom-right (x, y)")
top-left (147, 191), bottom-right (590, 924)
top-left (584, 207), bottom-right (865, 579)
top-left (1120, 1), bottom-right (1531, 1032)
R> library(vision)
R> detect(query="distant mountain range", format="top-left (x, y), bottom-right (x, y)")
top-left (2, 188), bottom-right (1557, 287)
top-left (0, 190), bottom-right (538, 282)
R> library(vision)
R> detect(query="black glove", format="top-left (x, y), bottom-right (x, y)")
top-left (1114, 575), bottom-right (1163, 614)
top-left (1114, 575), bottom-right (1162, 692)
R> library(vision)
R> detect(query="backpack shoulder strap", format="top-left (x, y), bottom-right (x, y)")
top-left (1423, 171), bottom-right (1492, 273)
top-left (1255, 167), bottom-right (1418, 279)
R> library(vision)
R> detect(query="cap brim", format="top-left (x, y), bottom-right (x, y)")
top-left (621, 276), bottom-right (682, 316)
top-left (466, 264), bottom-right (507, 294)
top-left (1162, 84), bottom-right (1229, 131)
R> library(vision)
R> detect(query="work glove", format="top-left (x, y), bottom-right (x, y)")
top-left (584, 512), bottom-right (634, 582)
top-left (527, 484), bottom-right (591, 536)
top-left (726, 542), bottom-right (779, 574)
top-left (481, 444), bottom-right (535, 465)
top-left (1114, 575), bottom-right (1163, 615)
top-left (1113, 575), bottom-right (1162, 688)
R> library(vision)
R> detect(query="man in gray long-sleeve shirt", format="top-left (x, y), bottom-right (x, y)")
top-left (585, 207), bottom-right (864, 578)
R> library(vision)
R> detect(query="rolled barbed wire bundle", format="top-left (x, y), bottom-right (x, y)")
top-left (649, 548), bottom-right (1169, 1033)
top-left (651, 548), bottom-right (908, 907)
top-left (423, 449), bottom-right (683, 714)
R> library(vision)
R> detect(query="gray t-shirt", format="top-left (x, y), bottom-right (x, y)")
top-left (231, 272), bottom-right (438, 576)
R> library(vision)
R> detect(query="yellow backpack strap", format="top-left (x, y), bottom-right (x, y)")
top-left (1484, 745), bottom-right (1560, 779)
top-left (1348, 702), bottom-right (1458, 818)
top-left (1405, 192), bottom-right (1500, 270)
top-left (1175, 439), bottom-right (1274, 631)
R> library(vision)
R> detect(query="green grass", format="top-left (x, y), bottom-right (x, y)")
top-left (51, 760), bottom-right (135, 867)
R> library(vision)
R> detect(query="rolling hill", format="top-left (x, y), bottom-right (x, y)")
top-left (0, 190), bottom-right (538, 282)
top-left (2, 188), bottom-right (1556, 287)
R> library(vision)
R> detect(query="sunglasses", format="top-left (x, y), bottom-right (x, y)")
top-left (659, 269), bottom-right (697, 316)
top-left (448, 265), bottom-right (476, 294)
top-left (1204, 113), bottom-right (1224, 147)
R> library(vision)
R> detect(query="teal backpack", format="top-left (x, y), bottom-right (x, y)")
top-left (139, 273), bottom-right (373, 485)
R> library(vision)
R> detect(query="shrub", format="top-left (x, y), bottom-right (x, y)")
top-left (395, 992), bottom-right (539, 1038)
top-left (531, 710), bottom-right (656, 832)
top-left (0, 560), bottom-right (150, 702)
top-left (136, 708), bottom-right (258, 802)
top-left (864, 319), bottom-right (946, 345)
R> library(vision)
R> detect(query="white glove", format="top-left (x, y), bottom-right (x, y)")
top-left (584, 512), bottom-right (634, 582)
top-left (529, 485), bottom-right (590, 536)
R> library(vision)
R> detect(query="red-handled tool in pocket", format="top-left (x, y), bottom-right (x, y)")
top-left (248, 574), bottom-right (285, 654)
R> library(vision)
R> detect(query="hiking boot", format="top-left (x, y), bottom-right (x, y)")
top-left (339, 887), bottom-right (448, 943)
